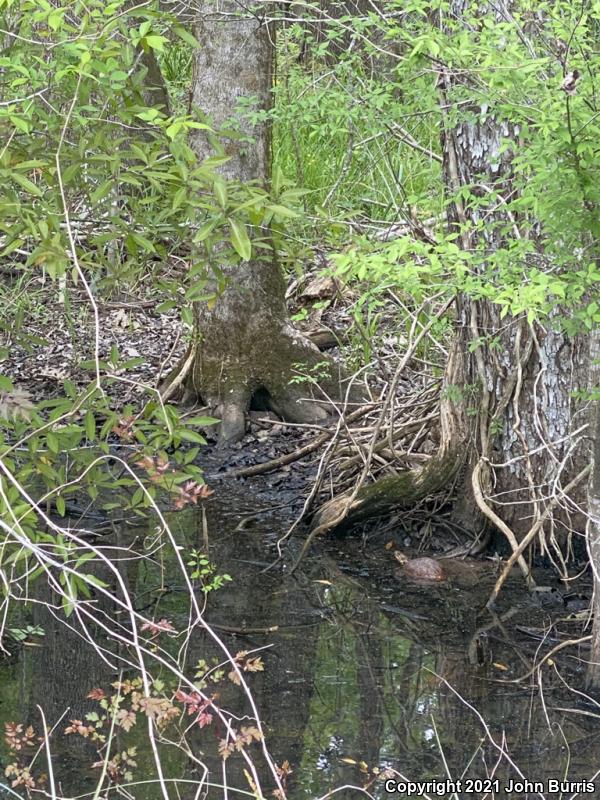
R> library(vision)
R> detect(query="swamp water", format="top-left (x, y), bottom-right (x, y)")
top-left (1, 486), bottom-right (599, 800)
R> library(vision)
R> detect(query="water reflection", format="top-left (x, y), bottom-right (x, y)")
top-left (1, 493), bottom-right (599, 800)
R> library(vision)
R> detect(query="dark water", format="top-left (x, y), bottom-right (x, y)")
top-left (1, 487), bottom-right (599, 800)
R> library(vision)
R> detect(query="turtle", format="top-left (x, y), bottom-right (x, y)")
top-left (393, 550), bottom-right (446, 582)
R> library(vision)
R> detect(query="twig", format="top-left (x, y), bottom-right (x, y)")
top-left (487, 465), bottom-right (592, 606)
top-left (220, 402), bottom-right (378, 479)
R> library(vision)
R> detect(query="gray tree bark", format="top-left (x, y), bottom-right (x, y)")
top-left (312, 1), bottom-right (591, 579)
top-left (138, 47), bottom-right (170, 115)
top-left (179, 0), bottom-right (341, 443)
top-left (587, 330), bottom-right (600, 688)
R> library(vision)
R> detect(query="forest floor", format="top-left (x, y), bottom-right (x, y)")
top-left (1, 271), bottom-right (595, 657)
top-left (1, 267), bottom-right (426, 462)
top-left (1, 267), bottom-right (420, 408)
top-left (1, 269), bottom-right (455, 549)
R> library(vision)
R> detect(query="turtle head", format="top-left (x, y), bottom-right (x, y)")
top-left (393, 550), bottom-right (408, 565)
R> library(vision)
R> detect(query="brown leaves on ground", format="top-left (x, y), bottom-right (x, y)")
top-left (0, 388), bottom-right (34, 421)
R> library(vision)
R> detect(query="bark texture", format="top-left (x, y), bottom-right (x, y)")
top-left (442, 2), bottom-right (589, 558)
top-left (138, 47), bottom-right (170, 115)
top-left (587, 330), bottom-right (600, 688)
top-left (311, 0), bottom-right (590, 567)
top-left (182, 1), bottom-right (342, 443)
top-left (444, 124), bottom-right (588, 551)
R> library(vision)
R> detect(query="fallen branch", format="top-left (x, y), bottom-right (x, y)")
top-left (304, 337), bottom-right (467, 543)
top-left (220, 402), bottom-right (379, 479)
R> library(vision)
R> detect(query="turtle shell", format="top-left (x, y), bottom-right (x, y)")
top-left (394, 552), bottom-right (446, 582)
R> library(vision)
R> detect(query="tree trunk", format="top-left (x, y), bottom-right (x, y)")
top-left (175, 0), bottom-right (342, 444)
top-left (311, 1), bottom-right (591, 578)
top-left (587, 330), bottom-right (600, 688)
top-left (138, 47), bottom-right (170, 115)
top-left (440, 51), bottom-right (590, 561)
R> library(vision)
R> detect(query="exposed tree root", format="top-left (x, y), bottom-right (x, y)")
top-left (292, 340), bottom-right (468, 567)
top-left (310, 437), bottom-right (465, 535)
top-left (159, 342), bottom-right (195, 404)
top-left (486, 464), bottom-right (592, 607)
top-left (161, 318), bottom-right (348, 445)
top-left (471, 457), bottom-right (535, 590)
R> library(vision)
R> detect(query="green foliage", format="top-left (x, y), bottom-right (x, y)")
top-left (270, 0), bottom-right (600, 335)
top-left (186, 549), bottom-right (232, 593)
top-left (270, 30), bottom-right (441, 225)
top-left (8, 624), bottom-right (44, 642)
top-left (1, 0), bottom-right (599, 628)
top-left (0, 0), bottom-right (317, 634)
top-left (0, 0), bottom-right (305, 321)
top-left (289, 360), bottom-right (332, 385)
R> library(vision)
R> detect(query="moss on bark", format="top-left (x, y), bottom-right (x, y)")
top-left (311, 340), bottom-right (468, 535)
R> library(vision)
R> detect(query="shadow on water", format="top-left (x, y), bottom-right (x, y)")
top-left (1, 483), bottom-right (599, 799)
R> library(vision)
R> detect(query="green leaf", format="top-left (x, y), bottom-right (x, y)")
top-left (266, 204), bottom-right (300, 219)
top-left (84, 410), bottom-right (95, 440)
top-left (166, 121), bottom-right (183, 140)
top-left (213, 179), bottom-right (227, 209)
top-left (48, 8), bottom-right (64, 30)
top-left (185, 283), bottom-right (213, 301)
top-left (12, 173), bottom-right (43, 197)
top-left (181, 306), bottom-right (193, 327)
top-left (229, 218), bottom-right (251, 261)
top-left (136, 108), bottom-right (160, 122)
top-left (173, 25), bottom-right (200, 48)
top-left (194, 219), bottom-right (219, 243)
top-left (90, 180), bottom-right (113, 203)
top-left (131, 487), bottom-right (145, 507)
top-left (155, 300), bottom-right (177, 313)
top-left (62, 596), bottom-right (75, 618)
top-left (55, 496), bottom-right (66, 516)
top-left (145, 35), bottom-right (168, 52)
top-left (46, 431), bottom-right (59, 454)
top-left (9, 115), bottom-right (30, 134)
top-left (272, 164), bottom-right (283, 196)
top-left (172, 186), bottom-right (187, 210)
top-left (84, 574), bottom-right (108, 589)
top-left (130, 232), bottom-right (156, 252)
top-left (177, 429), bottom-right (207, 444)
